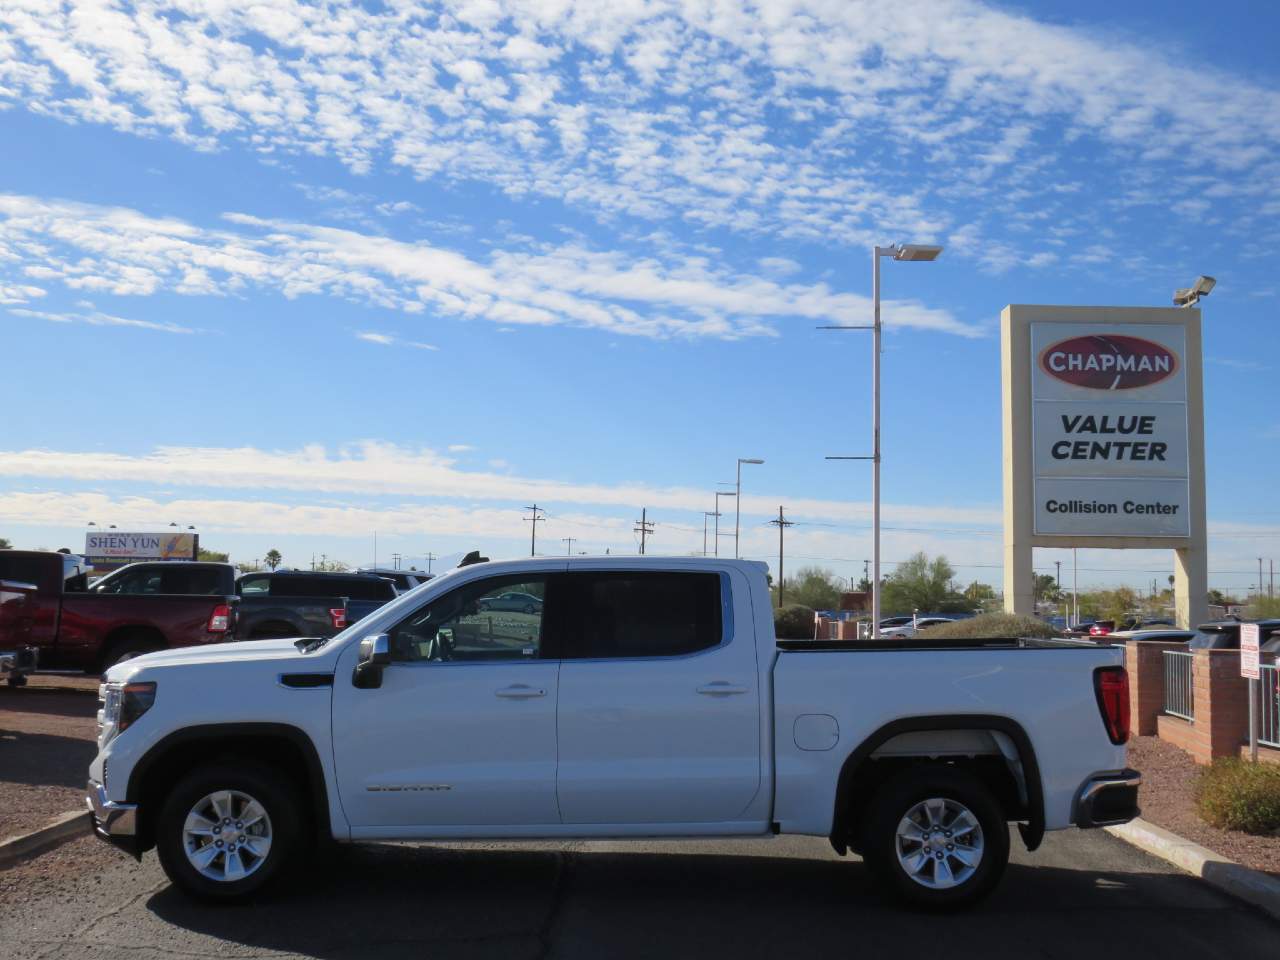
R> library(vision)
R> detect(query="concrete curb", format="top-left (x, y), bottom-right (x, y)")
top-left (1106, 818), bottom-right (1280, 922)
top-left (0, 810), bottom-right (91, 868)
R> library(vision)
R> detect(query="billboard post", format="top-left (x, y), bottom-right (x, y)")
top-left (1001, 305), bottom-right (1207, 628)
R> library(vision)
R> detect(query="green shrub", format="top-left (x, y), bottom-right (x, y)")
top-left (1195, 758), bottom-right (1280, 834)
top-left (774, 604), bottom-right (817, 639)
top-left (917, 612), bottom-right (1060, 640)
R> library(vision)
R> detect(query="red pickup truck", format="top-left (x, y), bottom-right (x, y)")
top-left (0, 551), bottom-right (237, 682)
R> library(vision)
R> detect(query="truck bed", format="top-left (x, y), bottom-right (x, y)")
top-left (776, 636), bottom-right (1108, 652)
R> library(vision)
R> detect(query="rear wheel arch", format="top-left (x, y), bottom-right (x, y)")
top-left (127, 723), bottom-right (333, 853)
top-left (98, 626), bottom-right (167, 673)
top-left (830, 714), bottom-right (1045, 854)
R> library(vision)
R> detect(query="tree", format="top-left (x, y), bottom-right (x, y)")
top-left (0, 537), bottom-right (11, 550)
top-left (197, 548), bottom-right (229, 562)
top-left (880, 552), bottom-right (971, 615)
top-left (771, 566), bottom-right (843, 611)
top-left (964, 581), bottom-right (996, 604)
top-left (1034, 573), bottom-right (1063, 603)
top-left (264, 549), bottom-right (282, 570)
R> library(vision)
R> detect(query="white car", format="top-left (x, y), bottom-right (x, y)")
top-left (87, 557), bottom-right (1138, 909)
top-left (883, 616), bottom-right (956, 639)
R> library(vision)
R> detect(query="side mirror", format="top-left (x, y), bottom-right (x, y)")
top-left (353, 633), bottom-right (391, 689)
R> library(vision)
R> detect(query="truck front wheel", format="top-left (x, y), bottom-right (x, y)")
top-left (860, 767), bottom-right (1009, 910)
top-left (155, 761), bottom-right (301, 901)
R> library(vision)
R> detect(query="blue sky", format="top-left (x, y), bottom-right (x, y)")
top-left (1, 0), bottom-right (1277, 595)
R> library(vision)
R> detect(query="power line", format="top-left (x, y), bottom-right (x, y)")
top-left (634, 508), bottom-right (654, 555)
top-left (767, 505), bottom-right (795, 608)
top-left (524, 504), bottom-right (545, 557)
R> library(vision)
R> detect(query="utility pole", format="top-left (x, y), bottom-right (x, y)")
top-left (768, 505), bottom-right (795, 608)
top-left (634, 508), bottom-right (654, 555)
top-left (714, 491), bottom-right (736, 558)
top-left (425, 552), bottom-right (437, 574)
top-left (391, 552), bottom-right (402, 570)
top-left (562, 537), bottom-right (575, 556)
top-left (1261, 557), bottom-right (1265, 600)
top-left (524, 505), bottom-right (545, 556)
top-left (703, 512), bottom-right (718, 557)
top-left (1271, 559), bottom-right (1274, 600)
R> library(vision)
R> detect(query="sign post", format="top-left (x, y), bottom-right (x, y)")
top-left (1242, 623), bottom-right (1261, 762)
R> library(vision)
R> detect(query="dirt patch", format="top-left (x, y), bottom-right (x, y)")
top-left (1127, 735), bottom-right (1280, 878)
top-left (0, 833), bottom-right (123, 904)
top-left (0, 684), bottom-right (98, 839)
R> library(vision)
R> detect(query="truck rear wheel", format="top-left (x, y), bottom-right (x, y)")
top-left (860, 767), bottom-right (1009, 910)
top-left (155, 761), bottom-right (301, 902)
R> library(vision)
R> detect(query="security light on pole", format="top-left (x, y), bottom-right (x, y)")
top-left (1173, 275), bottom-right (1215, 307)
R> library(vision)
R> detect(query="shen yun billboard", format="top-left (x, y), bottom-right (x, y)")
top-left (1002, 306), bottom-right (1207, 628)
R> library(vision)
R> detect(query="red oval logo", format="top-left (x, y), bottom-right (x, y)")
top-left (1039, 335), bottom-right (1178, 390)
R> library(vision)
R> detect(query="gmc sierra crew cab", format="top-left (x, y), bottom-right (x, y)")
top-left (86, 557), bottom-right (1139, 908)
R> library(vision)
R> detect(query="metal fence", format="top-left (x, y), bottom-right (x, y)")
top-left (1163, 649), bottom-right (1195, 721)
top-left (1260, 663), bottom-right (1279, 750)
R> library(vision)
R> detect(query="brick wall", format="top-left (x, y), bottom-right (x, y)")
top-left (1125, 640), bottom-right (1189, 736)
top-left (1151, 648), bottom-right (1251, 764)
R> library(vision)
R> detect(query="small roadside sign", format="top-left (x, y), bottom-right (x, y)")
top-left (1241, 623), bottom-right (1261, 680)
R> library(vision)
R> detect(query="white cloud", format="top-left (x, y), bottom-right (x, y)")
top-left (0, 441), bottom-right (1002, 530)
top-left (8, 306), bottom-right (195, 334)
top-left (447, 444), bottom-right (476, 453)
top-left (0, 1), bottom-right (1273, 263)
top-left (0, 193), bottom-right (979, 339)
top-left (356, 331), bottom-right (395, 345)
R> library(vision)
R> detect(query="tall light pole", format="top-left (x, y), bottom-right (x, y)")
top-left (735, 458), bottom-right (764, 559)
top-left (714, 491), bottom-right (736, 557)
top-left (824, 243), bottom-right (942, 637)
top-left (703, 512), bottom-right (718, 557)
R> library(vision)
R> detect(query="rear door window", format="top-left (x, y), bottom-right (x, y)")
top-left (558, 572), bottom-right (723, 660)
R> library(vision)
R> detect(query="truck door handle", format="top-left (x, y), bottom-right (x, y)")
top-left (697, 682), bottom-right (749, 696)
top-left (495, 684), bottom-right (546, 699)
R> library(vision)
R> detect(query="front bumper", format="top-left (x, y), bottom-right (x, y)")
top-left (86, 780), bottom-right (140, 856)
top-left (1074, 768), bottom-right (1142, 827)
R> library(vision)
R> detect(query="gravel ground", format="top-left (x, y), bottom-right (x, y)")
top-left (1128, 734), bottom-right (1280, 877)
top-left (0, 681), bottom-right (98, 838)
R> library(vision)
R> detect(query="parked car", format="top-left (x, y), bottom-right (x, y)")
top-left (0, 551), bottom-right (237, 676)
top-left (1104, 628), bottom-right (1196, 644)
top-left (1090, 617), bottom-right (1174, 637)
top-left (883, 617), bottom-right (956, 639)
top-left (477, 590), bottom-right (543, 613)
top-left (1189, 619), bottom-right (1280, 652)
top-left (88, 556), bottom-right (1138, 909)
top-left (358, 567), bottom-right (434, 593)
top-left (878, 615), bottom-right (914, 630)
top-left (235, 571), bottom-right (398, 640)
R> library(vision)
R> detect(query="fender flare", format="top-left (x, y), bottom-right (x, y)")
top-left (830, 714), bottom-right (1045, 851)
top-left (126, 722), bottom-right (333, 844)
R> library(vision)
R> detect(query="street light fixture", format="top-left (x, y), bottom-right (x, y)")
top-left (1173, 275), bottom-right (1215, 307)
top-left (735, 458), bottom-right (764, 559)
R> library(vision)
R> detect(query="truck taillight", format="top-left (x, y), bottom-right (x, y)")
top-left (329, 608), bottom-right (347, 630)
top-left (1094, 666), bottom-right (1130, 745)
top-left (207, 604), bottom-right (231, 633)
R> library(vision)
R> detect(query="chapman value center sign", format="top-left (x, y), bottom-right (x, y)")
top-left (1031, 322), bottom-right (1190, 537)
top-left (1001, 304), bottom-right (1207, 628)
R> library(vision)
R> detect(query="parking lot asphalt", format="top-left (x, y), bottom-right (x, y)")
top-left (2, 828), bottom-right (1276, 959)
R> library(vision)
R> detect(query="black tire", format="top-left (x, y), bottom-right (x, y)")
top-left (98, 635), bottom-right (162, 675)
top-left (7, 674), bottom-right (28, 687)
top-left (860, 767), bottom-right (1009, 910)
top-left (155, 761), bottom-right (301, 902)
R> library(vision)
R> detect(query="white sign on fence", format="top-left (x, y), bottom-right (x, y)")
top-left (1241, 622), bottom-right (1261, 680)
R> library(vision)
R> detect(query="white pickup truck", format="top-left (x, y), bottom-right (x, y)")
top-left (87, 557), bottom-right (1139, 908)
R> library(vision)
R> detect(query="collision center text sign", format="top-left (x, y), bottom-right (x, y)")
top-left (84, 531), bottom-right (197, 561)
top-left (1031, 323), bottom-right (1190, 537)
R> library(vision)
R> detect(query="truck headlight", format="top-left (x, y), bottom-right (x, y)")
top-left (98, 682), bottom-right (156, 747)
